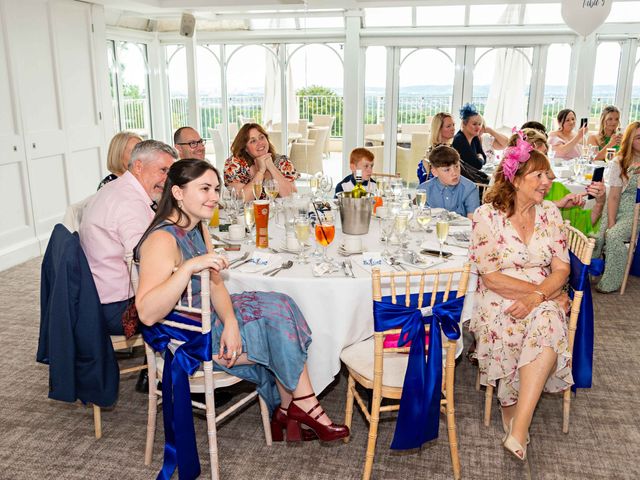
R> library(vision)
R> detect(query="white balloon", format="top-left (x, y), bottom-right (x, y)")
top-left (561, 0), bottom-right (612, 37)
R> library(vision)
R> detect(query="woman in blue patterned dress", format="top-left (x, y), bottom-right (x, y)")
top-left (135, 159), bottom-right (348, 443)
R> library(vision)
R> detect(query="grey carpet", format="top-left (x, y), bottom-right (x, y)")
top-left (1, 257), bottom-right (639, 479)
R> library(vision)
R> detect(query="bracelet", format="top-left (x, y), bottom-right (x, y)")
top-left (533, 290), bottom-right (547, 302)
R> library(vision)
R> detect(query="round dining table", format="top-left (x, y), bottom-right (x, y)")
top-left (216, 206), bottom-right (475, 394)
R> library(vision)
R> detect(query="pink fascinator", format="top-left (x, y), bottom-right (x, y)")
top-left (502, 129), bottom-right (533, 183)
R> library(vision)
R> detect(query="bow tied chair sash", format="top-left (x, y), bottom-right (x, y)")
top-left (630, 187), bottom-right (640, 277)
top-left (568, 251), bottom-right (604, 390)
top-left (373, 292), bottom-right (464, 451)
top-left (142, 312), bottom-right (212, 480)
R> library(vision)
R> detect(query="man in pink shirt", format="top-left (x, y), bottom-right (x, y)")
top-left (80, 140), bottom-right (177, 334)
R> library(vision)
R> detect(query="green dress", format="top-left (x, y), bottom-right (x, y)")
top-left (544, 182), bottom-right (600, 236)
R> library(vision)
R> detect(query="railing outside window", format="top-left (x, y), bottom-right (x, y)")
top-left (122, 92), bottom-right (640, 138)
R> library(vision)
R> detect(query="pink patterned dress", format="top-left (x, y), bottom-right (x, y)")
top-left (468, 201), bottom-right (573, 406)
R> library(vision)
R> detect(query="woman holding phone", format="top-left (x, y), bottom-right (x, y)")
top-left (548, 109), bottom-right (588, 160)
top-left (587, 105), bottom-right (623, 160)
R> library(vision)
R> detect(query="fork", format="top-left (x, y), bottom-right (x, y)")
top-left (345, 258), bottom-right (356, 278)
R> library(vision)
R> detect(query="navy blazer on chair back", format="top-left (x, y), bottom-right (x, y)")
top-left (37, 224), bottom-right (119, 407)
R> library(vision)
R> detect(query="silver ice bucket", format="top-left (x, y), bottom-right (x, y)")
top-left (336, 192), bottom-right (374, 235)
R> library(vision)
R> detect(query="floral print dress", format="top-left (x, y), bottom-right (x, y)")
top-left (223, 153), bottom-right (297, 199)
top-left (468, 201), bottom-right (573, 406)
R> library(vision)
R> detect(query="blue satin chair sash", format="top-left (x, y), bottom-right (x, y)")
top-left (568, 252), bottom-right (604, 390)
top-left (630, 188), bottom-right (640, 277)
top-left (373, 292), bottom-right (464, 450)
top-left (141, 312), bottom-right (212, 480)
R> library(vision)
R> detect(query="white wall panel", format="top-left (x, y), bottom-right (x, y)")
top-left (0, 162), bottom-right (30, 237)
top-left (29, 154), bottom-right (68, 225)
top-left (67, 147), bottom-right (101, 202)
top-left (5, 0), bottom-right (61, 134)
top-left (52, 1), bottom-right (97, 131)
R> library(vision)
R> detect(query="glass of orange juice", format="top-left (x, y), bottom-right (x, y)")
top-left (209, 205), bottom-right (220, 228)
top-left (314, 218), bottom-right (335, 263)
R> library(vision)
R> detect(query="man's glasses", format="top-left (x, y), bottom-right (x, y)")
top-left (177, 139), bottom-right (206, 148)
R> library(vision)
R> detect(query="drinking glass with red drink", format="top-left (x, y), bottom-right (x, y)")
top-left (314, 218), bottom-right (335, 263)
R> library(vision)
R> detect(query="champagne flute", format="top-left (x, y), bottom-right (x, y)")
top-left (314, 218), bottom-right (335, 263)
top-left (243, 202), bottom-right (255, 244)
top-left (573, 158), bottom-right (583, 182)
top-left (310, 172), bottom-right (322, 199)
top-left (252, 180), bottom-right (263, 201)
top-left (294, 215), bottom-right (310, 264)
top-left (415, 189), bottom-right (427, 208)
top-left (436, 216), bottom-right (450, 259)
top-left (394, 212), bottom-right (410, 252)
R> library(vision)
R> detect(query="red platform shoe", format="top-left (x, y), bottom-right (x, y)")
top-left (286, 393), bottom-right (349, 442)
top-left (270, 406), bottom-right (317, 442)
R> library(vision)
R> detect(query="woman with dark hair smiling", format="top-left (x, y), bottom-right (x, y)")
top-left (451, 103), bottom-right (507, 185)
top-left (134, 159), bottom-right (349, 442)
top-left (225, 123), bottom-right (297, 199)
top-left (548, 109), bottom-right (588, 160)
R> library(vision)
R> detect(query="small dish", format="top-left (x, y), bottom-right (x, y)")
top-left (279, 241), bottom-right (303, 254)
top-left (338, 244), bottom-right (364, 255)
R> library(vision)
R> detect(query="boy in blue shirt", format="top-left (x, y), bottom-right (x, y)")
top-left (417, 145), bottom-right (480, 218)
top-left (335, 148), bottom-right (377, 197)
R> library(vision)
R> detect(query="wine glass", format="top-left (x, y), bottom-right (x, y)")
top-left (436, 216), bottom-right (450, 259)
top-left (380, 214), bottom-right (395, 257)
top-left (390, 178), bottom-right (404, 200)
top-left (415, 206), bottom-right (432, 244)
top-left (588, 145), bottom-right (598, 163)
top-left (415, 188), bottom-right (427, 208)
top-left (264, 179), bottom-right (279, 201)
top-left (314, 217), bottom-right (335, 263)
top-left (320, 174), bottom-right (333, 200)
top-left (243, 202), bottom-right (255, 244)
top-left (294, 215), bottom-right (310, 264)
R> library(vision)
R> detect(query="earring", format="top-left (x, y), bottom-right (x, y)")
top-left (178, 200), bottom-right (184, 209)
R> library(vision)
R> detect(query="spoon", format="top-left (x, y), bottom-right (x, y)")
top-left (227, 251), bottom-right (250, 267)
top-left (387, 256), bottom-right (408, 271)
top-left (263, 260), bottom-right (294, 277)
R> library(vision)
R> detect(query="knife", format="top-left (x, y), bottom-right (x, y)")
top-left (230, 258), bottom-right (253, 269)
top-left (211, 232), bottom-right (235, 246)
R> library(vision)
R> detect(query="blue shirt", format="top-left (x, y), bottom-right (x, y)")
top-left (417, 176), bottom-right (480, 217)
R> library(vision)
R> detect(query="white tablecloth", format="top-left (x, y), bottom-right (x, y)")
top-left (220, 212), bottom-right (474, 394)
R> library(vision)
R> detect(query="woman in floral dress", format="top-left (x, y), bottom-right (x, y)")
top-left (224, 123), bottom-right (297, 199)
top-left (469, 141), bottom-right (571, 461)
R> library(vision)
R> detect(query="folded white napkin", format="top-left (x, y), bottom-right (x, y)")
top-left (237, 251), bottom-right (277, 273)
top-left (357, 252), bottom-right (392, 273)
top-left (420, 239), bottom-right (468, 257)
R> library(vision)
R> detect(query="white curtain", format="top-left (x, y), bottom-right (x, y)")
top-left (262, 39), bottom-right (298, 129)
top-left (483, 6), bottom-right (528, 131)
